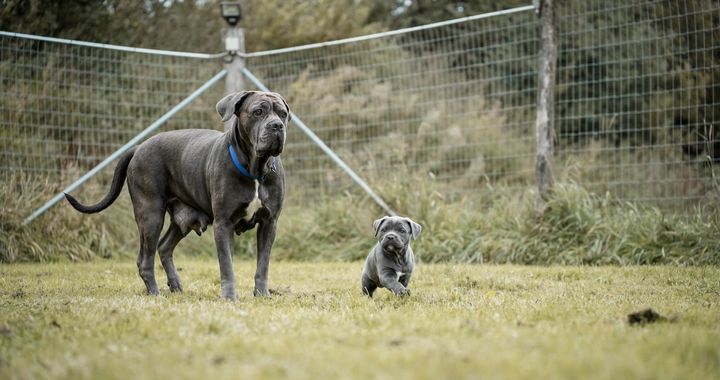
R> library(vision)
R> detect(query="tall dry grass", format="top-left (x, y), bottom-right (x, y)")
top-left (3, 169), bottom-right (718, 266)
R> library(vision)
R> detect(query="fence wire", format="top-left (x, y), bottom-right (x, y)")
top-left (242, 0), bottom-right (720, 207)
top-left (555, 0), bottom-right (720, 205)
top-left (245, 8), bottom-right (539, 200)
top-left (0, 33), bottom-right (223, 179)
top-left (2, 0), bottom-right (719, 218)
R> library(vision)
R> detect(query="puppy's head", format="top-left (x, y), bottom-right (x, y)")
top-left (372, 216), bottom-right (421, 254)
top-left (216, 90), bottom-right (291, 157)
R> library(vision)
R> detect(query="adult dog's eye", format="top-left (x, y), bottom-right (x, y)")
top-left (253, 109), bottom-right (263, 117)
top-left (278, 111), bottom-right (287, 119)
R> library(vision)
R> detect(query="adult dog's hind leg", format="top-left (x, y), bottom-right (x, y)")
top-left (136, 213), bottom-right (163, 295)
top-left (130, 194), bottom-right (165, 296)
top-left (158, 223), bottom-right (187, 292)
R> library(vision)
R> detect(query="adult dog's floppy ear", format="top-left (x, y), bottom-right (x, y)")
top-left (373, 216), bottom-right (390, 237)
top-left (404, 218), bottom-right (422, 240)
top-left (216, 91), bottom-right (254, 122)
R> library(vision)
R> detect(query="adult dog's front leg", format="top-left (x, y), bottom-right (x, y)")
top-left (214, 222), bottom-right (238, 301)
top-left (253, 220), bottom-right (277, 297)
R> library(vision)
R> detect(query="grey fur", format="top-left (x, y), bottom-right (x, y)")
top-left (64, 91), bottom-right (290, 300)
top-left (361, 216), bottom-right (422, 297)
top-left (167, 198), bottom-right (209, 236)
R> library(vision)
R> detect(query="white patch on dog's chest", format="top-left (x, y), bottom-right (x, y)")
top-left (396, 271), bottom-right (405, 280)
top-left (244, 180), bottom-right (262, 221)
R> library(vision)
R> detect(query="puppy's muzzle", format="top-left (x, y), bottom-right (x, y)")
top-left (381, 233), bottom-right (404, 252)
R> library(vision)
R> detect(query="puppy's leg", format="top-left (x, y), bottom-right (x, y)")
top-left (158, 223), bottom-right (187, 292)
top-left (361, 274), bottom-right (377, 297)
top-left (379, 267), bottom-right (410, 296)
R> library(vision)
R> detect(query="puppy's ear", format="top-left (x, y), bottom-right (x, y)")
top-left (271, 92), bottom-right (292, 122)
top-left (404, 218), bottom-right (422, 240)
top-left (373, 216), bottom-right (389, 237)
top-left (216, 91), bottom-right (254, 122)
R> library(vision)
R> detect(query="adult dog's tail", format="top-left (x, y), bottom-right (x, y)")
top-left (64, 147), bottom-right (136, 214)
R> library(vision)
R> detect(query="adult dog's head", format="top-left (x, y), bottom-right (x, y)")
top-left (373, 216), bottom-right (422, 254)
top-left (216, 91), bottom-right (291, 157)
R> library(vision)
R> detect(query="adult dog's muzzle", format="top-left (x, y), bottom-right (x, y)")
top-left (257, 122), bottom-right (285, 156)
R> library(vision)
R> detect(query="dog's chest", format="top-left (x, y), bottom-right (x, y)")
top-left (243, 180), bottom-right (263, 221)
top-left (395, 252), bottom-right (413, 279)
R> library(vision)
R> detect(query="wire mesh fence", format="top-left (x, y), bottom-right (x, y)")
top-left (1, 0), bottom-right (719, 220)
top-left (245, 7), bottom-right (540, 200)
top-left (0, 33), bottom-right (223, 179)
top-left (555, 0), bottom-right (720, 205)
top-left (243, 0), bottom-right (720, 207)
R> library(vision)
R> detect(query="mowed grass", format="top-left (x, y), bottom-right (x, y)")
top-left (1, 259), bottom-right (718, 380)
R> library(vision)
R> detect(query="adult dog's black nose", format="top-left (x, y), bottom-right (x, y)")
top-left (267, 122), bottom-right (284, 131)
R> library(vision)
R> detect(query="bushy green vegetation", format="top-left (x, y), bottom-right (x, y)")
top-left (373, 179), bottom-right (720, 265)
top-left (1, 260), bottom-right (718, 379)
top-left (0, 173), bottom-right (134, 263)
top-left (2, 174), bottom-right (719, 265)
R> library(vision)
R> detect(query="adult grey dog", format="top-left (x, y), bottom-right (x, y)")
top-left (361, 216), bottom-right (422, 297)
top-left (64, 91), bottom-right (290, 300)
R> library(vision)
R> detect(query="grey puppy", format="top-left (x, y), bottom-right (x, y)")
top-left (361, 216), bottom-right (422, 297)
top-left (64, 91), bottom-right (290, 300)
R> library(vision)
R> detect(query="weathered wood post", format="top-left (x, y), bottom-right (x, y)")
top-left (535, 0), bottom-right (557, 213)
top-left (222, 26), bottom-right (245, 132)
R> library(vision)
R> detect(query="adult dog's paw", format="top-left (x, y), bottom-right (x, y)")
top-left (221, 292), bottom-right (238, 301)
top-left (253, 288), bottom-right (271, 298)
top-left (168, 279), bottom-right (183, 293)
top-left (221, 285), bottom-right (238, 301)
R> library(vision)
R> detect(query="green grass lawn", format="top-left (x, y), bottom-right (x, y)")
top-left (1, 259), bottom-right (718, 380)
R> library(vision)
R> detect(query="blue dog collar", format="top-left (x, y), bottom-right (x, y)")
top-left (228, 144), bottom-right (276, 181)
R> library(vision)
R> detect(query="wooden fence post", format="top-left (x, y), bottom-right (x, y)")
top-left (535, 0), bottom-right (557, 213)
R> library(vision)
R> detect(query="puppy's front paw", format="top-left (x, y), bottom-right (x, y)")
top-left (396, 288), bottom-right (411, 297)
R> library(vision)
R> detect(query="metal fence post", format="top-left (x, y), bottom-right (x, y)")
top-left (535, 0), bottom-right (556, 211)
top-left (222, 26), bottom-right (245, 132)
